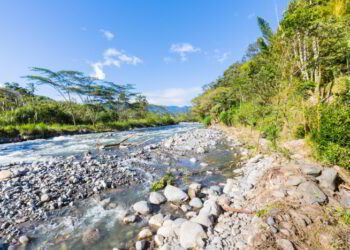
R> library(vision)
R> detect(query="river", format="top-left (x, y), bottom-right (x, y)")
top-left (0, 123), bottom-right (237, 249)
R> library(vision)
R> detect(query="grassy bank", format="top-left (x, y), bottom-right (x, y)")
top-left (0, 116), bottom-right (177, 143)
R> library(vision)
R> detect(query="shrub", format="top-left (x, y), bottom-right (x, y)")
top-left (203, 116), bottom-right (212, 126)
top-left (294, 125), bottom-right (306, 139)
top-left (151, 173), bottom-right (175, 191)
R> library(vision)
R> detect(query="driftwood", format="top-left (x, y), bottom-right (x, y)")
top-left (96, 135), bottom-right (134, 149)
top-left (221, 204), bottom-right (255, 214)
top-left (334, 165), bottom-right (350, 186)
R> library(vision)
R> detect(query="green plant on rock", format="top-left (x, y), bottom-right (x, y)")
top-left (150, 173), bottom-right (175, 191)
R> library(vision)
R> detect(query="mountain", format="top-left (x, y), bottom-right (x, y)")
top-left (148, 105), bottom-right (191, 114)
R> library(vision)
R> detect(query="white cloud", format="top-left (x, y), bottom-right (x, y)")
top-left (90, 48), bottom-right (142, 80)
top-left (214, 49), bottom-right (230, 63)
top-left (144, 87), bottom-right (202, 106)
top-left (170, 43), bottom-right (200, 61)
top-left (100, 29), bottom-right (115, 41)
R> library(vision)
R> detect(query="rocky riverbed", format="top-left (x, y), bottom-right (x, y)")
top-left (1, 125), bottom-right (350, 249)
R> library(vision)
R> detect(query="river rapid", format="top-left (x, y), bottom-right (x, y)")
top-left (0, 123), bottom-right (238, 250)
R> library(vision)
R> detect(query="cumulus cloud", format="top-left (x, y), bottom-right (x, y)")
top-left (90, 48), bottom-right (142, 80)
top-left (144, 87), bottom-right (202, 106)
top-left (170, 43), bottom-right (200, 61)
top-left (100, 29), bottom-right (115, 41)
top-left (214, 49), bottom-right (230, 63)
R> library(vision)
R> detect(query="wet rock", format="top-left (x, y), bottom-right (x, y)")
top-left (189, 198), bottom-right (203, 209)
top-left (123, 215), bottom-right (137, 224)
top-left (18, 235), bottom-right (29, 245)
top-left (276, 239), bottom-right (295, 250)
top-left (149, 214), bottom-right (164, 228)
top-left (163, 185), bottom-right (188, 203)
top-left (138, 228), bottom-right (153, 240)
top-left (297, 181), bottom-right (327, 205)
top-left (317, 168), bottom-right (338, 191)
top-left (133, 201), bottom-right (151, 215)
top-left (82, 228), bottom-right (100, 246)
top-left (149, 192), bottom-right (166, 205)
top-left (179, 221), bottom-right (207, 249)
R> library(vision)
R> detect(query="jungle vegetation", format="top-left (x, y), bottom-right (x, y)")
top-left (192, 0), bottom-right (350, 169)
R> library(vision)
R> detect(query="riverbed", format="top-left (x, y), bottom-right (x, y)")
top-left (0, 123), bottom-right (238, 249)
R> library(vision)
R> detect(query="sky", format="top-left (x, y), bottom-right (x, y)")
top-left (0, 0), bottom-right (290, 106)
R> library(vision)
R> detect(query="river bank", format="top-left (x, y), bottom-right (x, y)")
top-left (0, 117), bottom-right (177, 144)
top-left (125, 126), bottom-right (350, 249)
top-left (1, 125), bottom-right (349, 249)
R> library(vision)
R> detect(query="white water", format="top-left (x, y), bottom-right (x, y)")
top-left (0, 123), bottom-right (200, 166)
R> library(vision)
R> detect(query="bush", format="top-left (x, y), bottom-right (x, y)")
top-left (151, 173), bottom-right (175, 191)
top-left (294, 125), bottom-right (306, 139)
top-left (203, 116), bottom-right (212, 126)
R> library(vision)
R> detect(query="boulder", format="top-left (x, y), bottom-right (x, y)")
top-left (149, 192), bottom-right (166, 205)
top-left (189, 198), bottom-right (203, 209)
top-left (133, 201), bottom-right (151, 215)
top-left (123, 214), bottom-right (137, 224)
top-left (317, 168), bottom-right (338, 191)
top-left (149, 214), bottom-right (164, 228)
top-left (179, 221), bottom-right (207, 249)
top-left (157, 224), bottom-right (175, 238)
top-left (135, 240), bottom-right (148, 250)
top-left (339, 189), bottom-right (350, 208)
top-left (300, 163), bottom-right (322, 176)
top-left (18, 235), bottom-right (29, 245)
top-left (164, 185), bottom-right (188, 203)
top-left (297, 181), bottom-right (327, 205)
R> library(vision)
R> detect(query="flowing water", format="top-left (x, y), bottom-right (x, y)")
top-left (0, 123), bottom-right (237, 249)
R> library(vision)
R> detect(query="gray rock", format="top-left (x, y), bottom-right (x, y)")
top-left (149, 192), bottom-right (166, 205)
top-left (201, 199), bottom-right (221, 217)
top-left (189, 198), bottom-right (203, 209)
top-left (157, 224), bottom-right (175, 238)
top-left (223, 179), bottom-right (234, 195)
top-left (286, 176), bottom-right (305, 186)
top-left (179, 221), bottom-right (207, 249)
top-left (133, 201), bottom-right (151, 215)
top-left (40, 194), bottom-right (50, 202)
top-left (267, 216), bottom-right (275, 226)
top-left (276, 239), bottom-right (295, 250)
top-left (164, 185), bottom-right (188, 203)
top-left (297, 181), bottom-right (327, 205)
top-left (317, 168), bottom-right (338, 191)
top-left (339, 189), bottom-right (350, 208)
top-left (191, 212), bottom-right (214, 228)
top-left (300, 163), bottom-right (322, 176)
top-left (149, 214), bottom-right (164, 228)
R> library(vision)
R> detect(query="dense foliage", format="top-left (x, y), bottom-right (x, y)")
top-left (0, 69), bottom-right (178, 138)
top-left (192, 0), bottom-right (350, 169)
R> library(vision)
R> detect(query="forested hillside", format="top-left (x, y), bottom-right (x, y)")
top-left (0, 68), bottom-right (175, 140)
top-left (192, 0), bottom-right (350, 169)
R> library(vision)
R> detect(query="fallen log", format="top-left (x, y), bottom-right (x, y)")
top-left (97, 135), bottom-right (134, 149)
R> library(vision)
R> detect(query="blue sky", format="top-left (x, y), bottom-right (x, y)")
top-left (0, 0), bottom-right (290, 106)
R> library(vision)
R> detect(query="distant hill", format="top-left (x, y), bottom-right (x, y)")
top-left (148, 105), bottom-right (191, 114)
